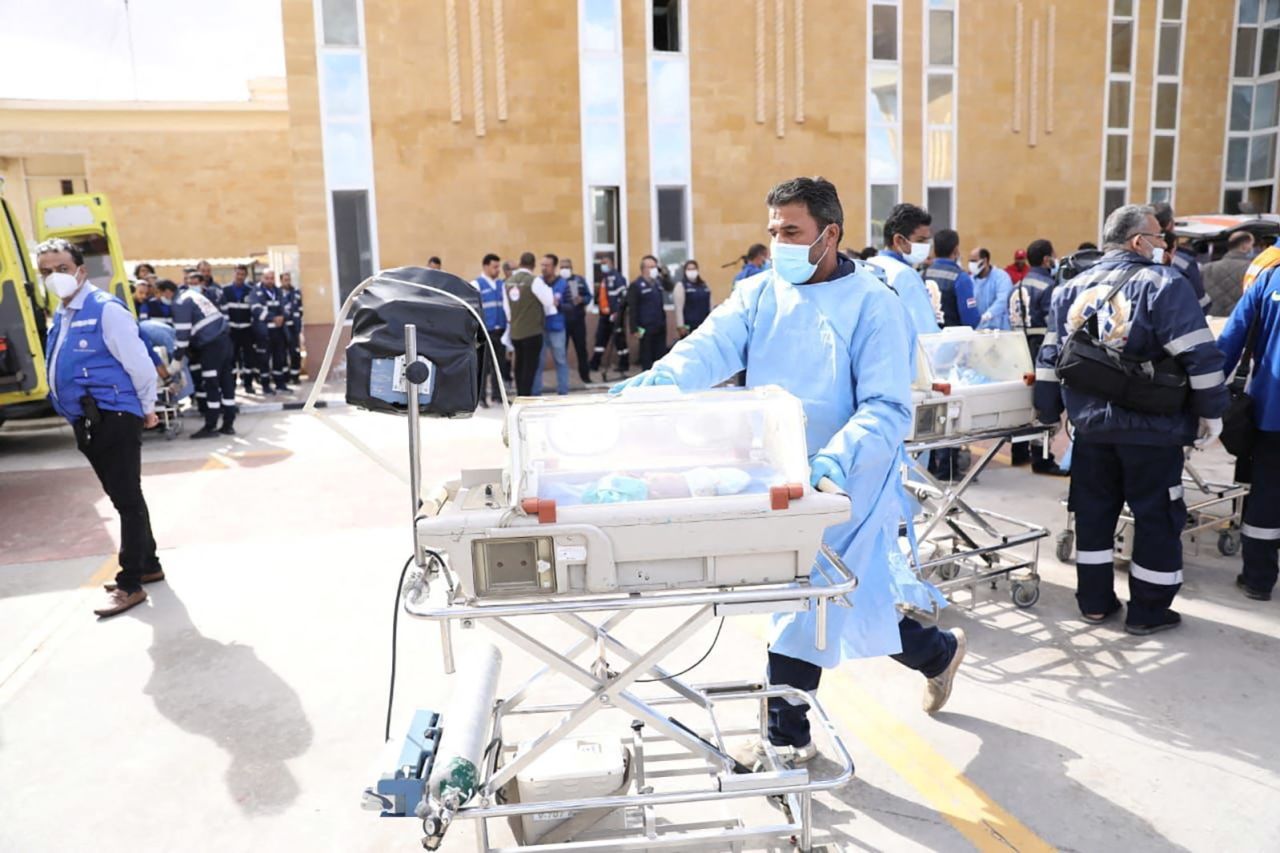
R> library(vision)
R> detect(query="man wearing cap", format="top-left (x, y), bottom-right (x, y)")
top-left (1005, 248), bottom-right (1030, 284)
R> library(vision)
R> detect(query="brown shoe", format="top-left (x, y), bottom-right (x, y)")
top-left (104, 570), bottom-right (165, 592)
top-left (94, 587), bottom-right (148, 618)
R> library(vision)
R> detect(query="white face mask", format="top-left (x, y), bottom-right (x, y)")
top-left (560, 269), bottom-right (572, 279)
top-left (46, 272), bottom-right (81, 300)
top-left (907, 241), bottom-right (932, 265)
top-left (600, 264), bottom-right (612, 274)
top-left (685, 269), bottom-right (700, 282)
top-left (968, 261), bottom-right (984, 276)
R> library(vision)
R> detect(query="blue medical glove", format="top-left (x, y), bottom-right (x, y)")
top-left (809, 454), bottom-right (843, 489)
top-left (608, 368), bottom-right (676, 396)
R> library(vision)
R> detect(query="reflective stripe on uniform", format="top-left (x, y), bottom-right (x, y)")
top-left (1035, 367), bottom-right (1057, 381)
top-left (206, 400), bottom-right (221, 409)
top-left (1242, 524), bottom-right (1280, 540)
top-left (230, 322), bottom-right (252, 329)
top-left (202, 369), bottom-right (218, 377)
top-left (174, 322), bottom-right (193, 331)
top-left (1042, 332), bottom-right (1059, 345)
top-left (1130, 561), bottom-right (1183, 586)
top-left (1199, 294), bottom-right (1212, 308)
top-left (1163, 328), bottom-right (1215, 355)
top-left (1077, 549), bottom-right (1113, 563)
top-left (1188, 370), bottom-right (1224, 390)
top-left (193, 313), bottom-right (221, 334)
top-left (1169, 484), bottom-right (1184, 501)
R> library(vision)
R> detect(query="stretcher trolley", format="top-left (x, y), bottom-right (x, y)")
top-left (1054, 454), bottom-right (1249, 566)
top-left (310, 269), bottom-right (863, 852)
top-left (903, 329), bottom-right (1050, 609)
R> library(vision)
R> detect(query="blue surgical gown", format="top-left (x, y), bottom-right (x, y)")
top-left (657, 267), bottom-right (946, 667)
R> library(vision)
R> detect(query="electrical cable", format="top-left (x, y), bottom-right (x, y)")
top-left (635, 617), bottom-right (725, 683)
top-left (386, 554), bottom-right (415, 743)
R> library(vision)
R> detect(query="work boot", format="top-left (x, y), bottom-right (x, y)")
top-left (1236, 575), bottom-right (1272, 601)
top-left (1124, 609), bottom-right (1182, 636)
top-left (732, 737), bottom-right (818, 771)
top-left (93, 587), bottom-right (148, 618)
top-left (923, 628), bottom-right (967, 715)
top-left (104, 570), bottom-right (165, 592)
top-left (219, 424), bottom-right (237, 436)
top-left (190, 425), bottom-right (219, 439)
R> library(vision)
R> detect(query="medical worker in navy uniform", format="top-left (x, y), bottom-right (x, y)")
top-left (38, 238), bottom-right (164, 619)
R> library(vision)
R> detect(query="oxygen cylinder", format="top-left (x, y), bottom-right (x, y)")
top-left (428, 642), bottom-right (502, 806)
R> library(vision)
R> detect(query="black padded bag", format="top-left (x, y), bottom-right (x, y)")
top-left (345, 266), bottom-right (485, 416)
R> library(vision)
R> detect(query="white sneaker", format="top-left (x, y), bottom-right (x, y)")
top-left (732, 737), bottom-right (818, 770)
top-left (923, 628), bottom-right (967, 715)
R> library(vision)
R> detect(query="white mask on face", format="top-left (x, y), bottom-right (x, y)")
top-left (968, 261), bottom-right (984, 276)
top-left (685, 269), bottom-right (699, 282)
top-left (46, 272), bottom-right (81, 300)
top-left (907, 241), bottom-right (932, 265)
top-left (560, 269), bottom-right (572, 279)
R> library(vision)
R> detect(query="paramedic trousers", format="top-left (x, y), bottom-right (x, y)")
top-left (257, 327), bottom-right (290, 391)
top-left (637, 325), bottom-right (668, 371)
top-left (480, 328), bottom-right (510, 402)
top-left (1070, 441), bottom-right (1186, 624)
top-left (193, 334), bottom-right (237, 430)
top-left (72, 411), bottom-right (162, 595)
top-left (513, 333), bottom-right (543, 397)
top-left (589, 314), bottom-right (630, 374)
top-left (1241, 430), bottom-right (1280, 594)
top-left (766, 617), bottom-right (958, 747)
top-left (288, 326), bottom-right (302, 384)
top-left (230, 328), bottom-right (256, 391)
top-left (566, 314), bottom-right (591, 382)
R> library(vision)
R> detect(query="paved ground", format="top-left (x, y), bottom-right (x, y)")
top-left (1, 397), bottom-right (1277, 852)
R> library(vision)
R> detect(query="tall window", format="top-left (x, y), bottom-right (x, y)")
top-left (1101, 0), bottom-right (1136, 221)
top-left (925, 0), bottom-right (957, 232)
top-left (1148, 0), bottom-right (1184, 205)
top-left (648, 0), bottom-right (691, 274)
top-left (580, 0), bottom-right (628, 276)
top-left (652, 0), bottom-right (680, 52)
top-left (868, 0), bottom-right (902, 246)
top-left (1224, 0), bottom-right (1280, 214)
top-left (655, 186), bottom-right (688, 267)
top-left (332, 190), bottom-right (373, 301)
top-left (591, 187), bottom-right (621, 275)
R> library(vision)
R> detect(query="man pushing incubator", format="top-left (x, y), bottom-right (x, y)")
top-left (612, 177), bottom-right (964, 765)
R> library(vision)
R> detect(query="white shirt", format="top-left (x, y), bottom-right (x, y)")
top-left (48, 283), bottom-right (158, 414)
top-left (501, 267), bottom-right (557, 321)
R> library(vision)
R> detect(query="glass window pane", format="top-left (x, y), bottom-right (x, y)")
top-left (1241, 0), bottom-right (1260, 24)
top-left (323, 121), bottom-right (372, 188)
top-left (582, 0), bottom-right (619, 51)
top-left (1155, 82), bottom-right (1178, 130)
top-left (927, 187), bottom-right (952, 232)
top-left (927, 131), bottom-right (953, 183)
top-left (591, 187), bottom-right (618, 245)
top-left (1237, 28), bottom-right (1258, 78)
top-left (870, 184), bottom-right (899, 246)
top-left (1105, 187), bottom-right (1127, 219)
top-left (1114, 0), bottom-right (1133, 17)
top-left (1232, 84), bottom-right (1255, 131)
top-left (1250, 133), bottom-right (1276, 181)
top-left (1224, 188), bottom-right (1245, 215)
top-left (1158, 24), bottom-right (1181, 75)
top-left (1163, 0), bottom-right (1183, 19)
top-left (929, 10), bottom-right (954, 66)
top-left (332, 190), bottom-right (372, 304)
top-left (1152, 136), bottom-right (1175, 182)
top-left (869, 67), bottom-right (899, 124)
top-left (872, 4), bottom-right (898, 61)
top-left (1108, 80), bottom-right (1131, 129)
top-left (1269, 0), bottom-right (1280, 21)
top-left (581, 56), bottom-right (623, 120)
top-left (1111, 22), bottom-right (1133, 74)
top-left (1248, 184), bottom-right (1274, 213)
top-left (1256, 80), bottom-right (1279, 129)
top-left (322, 0), bottom-right (359, 46)
top-left (1260, 27), bottom-right (1280, 75)
top-left (656, 187), bottom-right (686, 243)
top-left (322, 52), bottom-right (365, 118)
top-left (927, 74), bottom-right (953, 125)
top-left (1106, 135), bottom-right (1128, 182)
top-left (1151, 186), bottom-right (1172, 204)
top-left (867, 124), bottom-right (901, 182)
top-left (1227, 137), bottom-right (1250, 181)
top-left (652, 0), bottom-right (680, 52)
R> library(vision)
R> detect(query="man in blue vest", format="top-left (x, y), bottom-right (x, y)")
top-left (222, 264), bottom-right (257, 392)
top-left (628, 254), bottom-right (671, 370)
top-left (472, 253), bottom-right (509, 407)
top-left (38, 238), bottom-right (164, 618)
top-left (924, 229), bottom-right (980, 329)
top-left (558, 257), bottom-right (594, 384)
top-left (159, 279), bottom-right (235, 437)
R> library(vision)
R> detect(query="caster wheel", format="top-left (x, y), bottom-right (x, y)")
top-left (1011, 581), bottom-right (1040, 608)
top-left (1219, 530), bottom-right (1242, 557)
top-left (1055, 530), bottom-right (1075, 564)
top-left (936, 562), bottom-right (960, 581)
top-left (164, 431), bottom-right (176, 441)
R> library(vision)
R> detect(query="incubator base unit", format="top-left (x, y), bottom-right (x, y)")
top-left (909, 328), bottom-right (1037, 441)
top-left (514, 736), bottom-right (629, 844)
top-left (415, 387), bottom-right (851, 600)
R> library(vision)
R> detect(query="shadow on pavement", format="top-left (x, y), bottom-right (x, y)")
top-left (137, 585), bottom-right (314, 815)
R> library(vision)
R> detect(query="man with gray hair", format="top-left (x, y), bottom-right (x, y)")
top-left (1034, 204), bottom-right (1228, 635)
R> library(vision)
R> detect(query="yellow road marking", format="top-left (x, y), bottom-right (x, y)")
top-left (745, 622), bottom-right (1053, 851)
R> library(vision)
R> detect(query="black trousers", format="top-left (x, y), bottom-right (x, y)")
top-left (193, 334), bottom-right (237, 429)
top-left (257, 327), bottom-right (290, 390)
top-left (288, 326), bottom-right (302, 383)
top-left (480, 328), bottom-right (510, 402)
top-left (1012, 334), bottom-right (1053, 465)
top-left (637, 324), bottom-right (668, 370)
top-left (72, 411), bottom-right (161, 594)
top-left (1070, 441), bottom-right (1186, 624)
top-left (589, 315), bottom-right (629, 373)
top-left (566, 315), bottom-right (591, 382)
top-left (1241, 431), bottom-right (1280, 593)
top-left (766, 617), bottom-right (956, 747)
top-left (230, 328), bottom-right (256, 390)
top-left (513, 334), bottom-right (543, 397)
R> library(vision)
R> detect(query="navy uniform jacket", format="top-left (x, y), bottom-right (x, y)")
top-left (221, 282), bottom-right (255, 332)
top-left (172, 287), bottom-right (229, 360)
top-left (1011, 266), bottom-right (1055, 333)
top-left (250, 283), bottom-right (287, 336)
top-left (1034, 250), bottom-right (1228, 446)
top-left (1172, 246), bottom-right (1211, 314)
top-left (924, 258), bottom-right (980, 327)
top-left (596, 271), bottom-right (629, 320)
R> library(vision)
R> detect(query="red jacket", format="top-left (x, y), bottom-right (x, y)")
top-left (1005, 262), bottom-right (1029, 284)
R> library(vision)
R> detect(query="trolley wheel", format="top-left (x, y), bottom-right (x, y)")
top-left (1055, 530), bottom-right (1075, 564)
top-left (936, 562), bottom-right (960, 581)
top-left (164, 429), bottom-right (176, 441)
top-left (1218, 530), bottom-right (1242, 557)
top-left (1011, 580), bottom-right (1040, 608)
